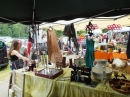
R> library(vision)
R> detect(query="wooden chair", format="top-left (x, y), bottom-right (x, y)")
top-left (10, 70), bottom-right (25, 97)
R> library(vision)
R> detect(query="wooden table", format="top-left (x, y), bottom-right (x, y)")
top-left (15, 68), bottom-right (130, 97)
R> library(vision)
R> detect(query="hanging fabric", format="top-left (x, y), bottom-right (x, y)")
top-left (63, 23), bottom-right (79, 53)
top-left (85, 21), bottom-right (95, 68)
top-left (47, 28), bottom-right (62, 63)
top-left (85, 36), bottom-right (95, 68)
top-left (28, 25), bottom-right (34, 43)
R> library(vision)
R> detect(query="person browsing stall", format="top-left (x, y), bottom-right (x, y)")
top-left (9, 40), bottom-right (35, 70)
top-left (19, 40), bottom-right (29, 68)
top-left (107, 38), bottom-right (114, 47)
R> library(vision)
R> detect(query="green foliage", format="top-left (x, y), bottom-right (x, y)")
top-left (102, 28), bottom-right (108, 33)
top-left (77, 30), bottom-right (87, 36)
top-left (54, 30), bottom-right (64, 37)
top-left (43, 28), bottom-right (64, 37)
top-left (0, 23), bottom-right (29, 38)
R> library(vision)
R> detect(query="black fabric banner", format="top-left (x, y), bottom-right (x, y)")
top-left (127, 33), bottom-right (130, 59)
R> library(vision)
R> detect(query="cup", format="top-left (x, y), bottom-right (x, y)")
top-left (69, 58), bottom-right (73, 67)
top-left (33, 68), bottom-right (37, 73)
top-left (112, 64), bottom-right (116, 69)
top-left (113, 70), bottom-right (119, 76)
top-left (24, 66), bottom-right (29, 71)
top-left (118, 48), bottom-right (121, 53)
top-left (29, 65), bottom-right (32, 71)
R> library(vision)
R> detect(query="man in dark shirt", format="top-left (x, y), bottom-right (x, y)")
top-left (58, 39), bottom-right (61, 50)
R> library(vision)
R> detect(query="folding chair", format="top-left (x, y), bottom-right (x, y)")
top-left (9, 70), bottom-right (25, 97)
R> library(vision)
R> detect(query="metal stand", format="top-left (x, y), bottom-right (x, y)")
top-left (41, 51), bottom-right (47, 68)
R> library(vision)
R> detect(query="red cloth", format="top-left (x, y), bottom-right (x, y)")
top-left (103, 35), bottom-right (107, 39)
top-left (27, 42), bottom-right (31, 55)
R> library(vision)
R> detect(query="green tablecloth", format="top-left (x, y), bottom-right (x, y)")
top-left (18, 68), bottom-right (130, 97)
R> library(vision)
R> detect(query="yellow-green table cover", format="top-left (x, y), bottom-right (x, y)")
top-left (20, 68), bottom-right (130, 97)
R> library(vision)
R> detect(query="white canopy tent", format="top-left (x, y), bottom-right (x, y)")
top-left (110, 26), bottom-right (130, 33)
top-left (39, 15), bottom-right (130, 31)
top-left (107, 26), bottom-right (130, 39)
top-left (92, 29), bottom-right (102, 34)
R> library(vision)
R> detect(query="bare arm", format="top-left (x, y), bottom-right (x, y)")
top-left (11, 50), bottom-right (30, 61)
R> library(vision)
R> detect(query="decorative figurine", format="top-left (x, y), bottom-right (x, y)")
top-left (56, 61), bottom-right (62, 69)
top-left (71, 71), bottom-right (76, 81)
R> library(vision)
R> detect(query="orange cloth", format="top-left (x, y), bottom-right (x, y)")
top-left (109, 52), bottom-right (113, 62)
top-left (94, 52), bottom-right (127, 61)
top-left (47, 30), bottom-right (62, 63)
top-left (94, 52), bottom-right (110, 60)
top-left (112, 52), bottom-right (127, 60)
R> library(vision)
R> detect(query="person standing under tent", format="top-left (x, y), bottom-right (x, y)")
top-left (99, 34), bottom-right (103, 43)
top-left (19, 40), bottom-right (29, 68)
top-left (8, 40), bottom-right (35, 89)
top-left (107, 38), bottom-right (115, 50)
top-left (9, 40), bottom-right (29, 69)
top-left (27, 41), bottom-right (32, 56)
top-left (58, 38), bottom-right (62, 50)
top-left (60, 38), bottom-right (64, 50)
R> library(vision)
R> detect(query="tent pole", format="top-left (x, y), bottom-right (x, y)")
top-left (33, 0), bottom-right (35, 10)
top-left (39, 17), bottom-right (114, 26)
top-left (114, 14), bottom-right (129, 20)
top-left (19, 21), bottom-right (43, 23)
top-left (90, 9), bottom-right (115, 18)
top-left (0, 16), bottom-right (17, 23)
top-left (32, 0), bottom-right (35, 24)
top-left (35, 25), bottom-right (37, 51)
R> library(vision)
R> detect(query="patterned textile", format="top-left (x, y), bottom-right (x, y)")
top-left (63, 23), bottom-right (79, 53)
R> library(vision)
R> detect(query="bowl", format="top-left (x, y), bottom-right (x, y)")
top-left (92, 67), bottom-right (112, 80)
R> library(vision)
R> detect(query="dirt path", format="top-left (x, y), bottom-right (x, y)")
top-left (0, 79), bottom-right (9, 97)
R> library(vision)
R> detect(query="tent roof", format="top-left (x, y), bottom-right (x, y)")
top-left (40, 15), bottom-right (130, 31)
top-left (0, 0), bottom-right (130, 25)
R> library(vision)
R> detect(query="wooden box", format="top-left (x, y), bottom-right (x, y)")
top-left (35, 68), bottom-right (63, 79)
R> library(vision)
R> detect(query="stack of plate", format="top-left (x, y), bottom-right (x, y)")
top-left (92, 67), bottom-right (112, 80)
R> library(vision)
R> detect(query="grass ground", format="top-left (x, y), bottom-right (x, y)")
top-left (0, 65), bottom-right (11, 82)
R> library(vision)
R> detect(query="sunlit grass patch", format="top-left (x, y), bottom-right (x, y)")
top-left (0, 65), bottom-right (11, 81)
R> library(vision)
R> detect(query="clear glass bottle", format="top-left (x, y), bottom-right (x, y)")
top-left (101, 66), bottom-right (106, 84)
